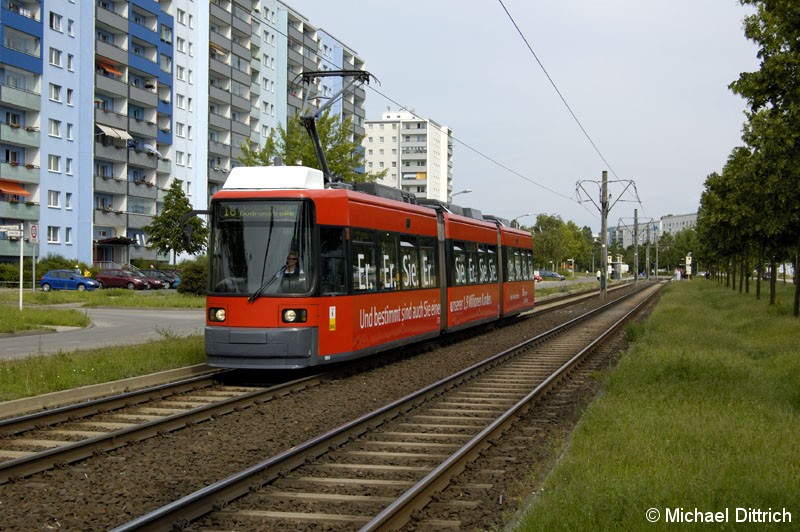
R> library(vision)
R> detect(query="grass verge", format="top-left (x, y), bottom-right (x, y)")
top-left (515, 280), bottom-right (800, 531)
top-left (0, 288), bottom-right (204, 333)
top-left (0, 288), bottom-right (204, 308)
top-left (0, 334), bottom-right (205, 402)
top-left (0, 307), bottom-right (91, 334)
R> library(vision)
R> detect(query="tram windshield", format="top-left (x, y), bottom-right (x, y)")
top-left (209, 200), bottom-right (314, 296)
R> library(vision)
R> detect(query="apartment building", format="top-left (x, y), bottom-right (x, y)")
top-left (362, 110), bottom-right (453, 202)
top-left (0, 0), bottom-right (366, 266)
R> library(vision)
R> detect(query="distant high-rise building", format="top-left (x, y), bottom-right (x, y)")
top-left (362, 110), bottom-right (453, 202)
top-left (0, 0), bottom-right (366, 266)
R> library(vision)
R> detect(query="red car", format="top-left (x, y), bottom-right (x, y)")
top-left (95, 269), bottom-right (151, 290)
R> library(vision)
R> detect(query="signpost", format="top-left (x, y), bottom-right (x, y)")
top-left (0, 224), bottom-right (24, 309)
top-left (30, 224), bottom-right (38, 293)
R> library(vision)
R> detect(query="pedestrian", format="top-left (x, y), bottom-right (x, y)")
top-left (74, 265), bottom-right (81, 275)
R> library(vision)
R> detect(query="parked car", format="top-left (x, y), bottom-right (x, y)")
top-left (533, 273), bottom-right (543, 282)
top-left (539, 269), bottom-right (566, 281)
top-left (95, 269), bottom-right (150, 290)
top-left (39, 270), bottom-right (100, 292)
top-left (152, 269), bottom-right (181, 288)
top-left (140, 270), bottom-right (169, 289)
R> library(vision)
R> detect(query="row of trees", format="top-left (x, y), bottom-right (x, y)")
top-left (696, 0), bottom-right (800, 317)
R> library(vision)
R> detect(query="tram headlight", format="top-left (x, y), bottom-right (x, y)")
top-left (282, 308), bottom-right (307, 323)
top-left (209, 308), bottom-right (226, 322)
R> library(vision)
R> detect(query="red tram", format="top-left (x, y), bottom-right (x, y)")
top-left (204, 166), bottom-right (535, 369)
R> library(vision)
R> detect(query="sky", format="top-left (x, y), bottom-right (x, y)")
top-left (287, 0), bottom-right (760, 234)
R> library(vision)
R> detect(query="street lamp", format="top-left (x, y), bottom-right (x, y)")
top-left (450, 188), bottom-right (472, 201)
top-left (511, 213), bottom-right (531, 228)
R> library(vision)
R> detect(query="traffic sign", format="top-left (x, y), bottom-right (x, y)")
top-left (5, 230), bottom-right (23, 238)
top-left (0, 224), bottom-right (22, 231)
top-left (30, 224), bottom-right (38, 240)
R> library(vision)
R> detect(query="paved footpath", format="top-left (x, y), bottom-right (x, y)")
top-left (0, 307), bottom-right (205, 361)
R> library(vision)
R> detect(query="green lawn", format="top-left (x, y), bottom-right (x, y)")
top-left (0, 288), bottom-right (204, 334)
top-left (514, 280), bottom-right (799, 531)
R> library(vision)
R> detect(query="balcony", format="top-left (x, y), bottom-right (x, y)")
top-left (94, 207), bottom-right (125, 227)
top-left (96, 39), bottom-right (127, 66)
top-left (128, 180), bottom-right (158, 200)
top-left (127, 213), bottom-right (152, 229)
top-left (0, 199), bottom-right (39, 220)
top-left (94, 175), bottom-right (127, 195)
top-left (128, 149), bottom-right (158, 169)
top-left (128, 117), bottom-right (157, 138)
top-left (1, 161), bottom-right (39, 184)
top-left (0, 123), bottom-right (40, 147)
top-left (95, 107), bottom-right (128, 130)
top-left (0, 84), bottom-right (40, 111)
top-left (94, 141), bottom-right (128, 163)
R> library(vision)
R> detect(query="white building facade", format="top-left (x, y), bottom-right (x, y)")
top-left (362, 110), bottom-right (453, 202)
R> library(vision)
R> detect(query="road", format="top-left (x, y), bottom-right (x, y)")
top-left (0, 308), bottom-right (205, 361)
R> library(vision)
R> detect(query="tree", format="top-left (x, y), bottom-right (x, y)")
top-left (728, 0), bottom-right (800, 316)
top-left (143, 179), bottom-right (208, 264)
top-left (240, 110), bottom-right (383, 183)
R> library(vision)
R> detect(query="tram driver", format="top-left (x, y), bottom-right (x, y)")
top-left (281, 251), bottom-right (306, 292)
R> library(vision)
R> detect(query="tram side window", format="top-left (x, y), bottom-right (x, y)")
top-left (452, 241), bottom-right (467, 286)
top-left (465, 241), bottom-right (478, 284)
top-left (379, 232), bottom-right (399, 291)
top-left (525, 249), bottom-right (533, 281)
top-left (320, 226), bottom-right (346, 295)
top-left (514, 248), bottom-right (523, 280)
top-left (419, 237), bottom-right (437, 288)
top-left (505, 247), bottom-right (516, 282)
top-left (400, 236), bottom-right (420, 289)
top-left (352, 229), bottom-right (377, 292)
top-left (487, 245), bottom-right (498, 282)
top-left (477, 245), bottom-right (488, 283)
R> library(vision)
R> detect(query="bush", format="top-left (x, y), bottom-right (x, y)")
top-left (176, 255), bottom-right (207, 296)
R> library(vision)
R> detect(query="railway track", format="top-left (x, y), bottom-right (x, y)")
top-left (112, 282), bottom-right (662, 531)
top-left (0, 283), bottom-right (627, 487)
top-left (0, 373), bottom-right (324, 484)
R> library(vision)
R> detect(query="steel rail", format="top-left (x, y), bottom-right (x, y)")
top-left (112, 282), bottom-right (661, 532)
top-left (362, 282), bottom-right (661, 530)
top-left (0, 373), bottom-right (324, 484)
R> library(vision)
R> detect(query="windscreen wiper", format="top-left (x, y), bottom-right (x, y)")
top-left (247, 265), bottom-right (285, 303)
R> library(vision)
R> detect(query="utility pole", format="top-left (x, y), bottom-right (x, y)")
top-left (646, 224), bottom-right (651, 281)
top-left (600, 170), bottom-right (608, 302)
top-left (634, 208), bottom-right (639, 287)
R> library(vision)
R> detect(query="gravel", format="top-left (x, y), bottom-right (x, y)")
top-left (0, 288), bottom-right (636, 530)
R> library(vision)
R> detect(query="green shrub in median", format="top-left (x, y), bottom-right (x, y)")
top-left (516, 281), bottom-right (799, 531)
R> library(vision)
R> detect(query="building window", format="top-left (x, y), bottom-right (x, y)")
top-left (49, 12), bottom-right (62, 31)
top-left (67, 54), bottom-right (74, 71)
top-left (48, 119), bottom-right (61, 137)
top-left (48, 190), bottom-right (60, 208)
top-left (49, 47), bottom-right (62, 67)
top-left (49, 84), bottom-right (61, 102)
top-left (65, 227), bottom-right (72, 244)
top-left (66, 158), bottom-right (73, 174)
top-left (65, 192), bottom-right (72, 209)
top-left (66, 123), bottom-right (73, 140)
top-left (48, 154), bottom-right (61, 172)
top-left (66, 88), bottom-right (73, 105)
top-left (47, 226), bottom-right (60, 244)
